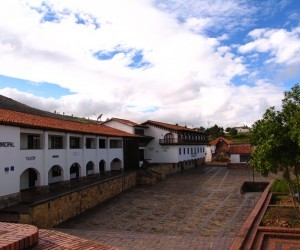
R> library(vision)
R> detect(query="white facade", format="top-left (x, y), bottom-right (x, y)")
top-left (103, 119), bottom-right (147, 166)
top-left (0, 124), bottom-right (124, 197)
top-left (144, 125), bottom-right (206, 163)
top-left (230, 154), bottom-right (249, 163)
top-left (103, 120), bottom-right (134, 134)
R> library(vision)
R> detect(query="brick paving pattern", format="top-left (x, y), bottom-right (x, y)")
top-left (56, 166), bottom-right (271, 250)
top-left (0, 222), bottom-right (38, 249)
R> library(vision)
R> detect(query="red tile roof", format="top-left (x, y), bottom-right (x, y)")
top-left (229, 143), bottom-right (253, 154)
top-left (141, 120), bottom-right (203, 133)
top-left (0, 108), bottom-right (140, 138)
top-left (210, 137), bottom-right (233, 146)
top-left (102, 118), bottom-right (148, 128)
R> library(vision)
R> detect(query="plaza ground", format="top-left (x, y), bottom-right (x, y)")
top-left (55, 166), bottom-right (272, 249)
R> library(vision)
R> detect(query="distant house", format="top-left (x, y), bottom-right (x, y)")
top-left (209, 137), bottom-right (233, 155)
top-left (233, 126), bottom-right (250, 133)
top-left (229, 143), bottom-right (253, 164)
top-left (207, 137), bottom-right (253, 166)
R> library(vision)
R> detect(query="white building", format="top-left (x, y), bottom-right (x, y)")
top-left (141, 120), bottom-right (208, 166)
top-left (102, 118), bottom-right (152, 167)
top-left (104, 119), bottom-right (208, 167)
top-left (0, 101), bottom-right (140, 208)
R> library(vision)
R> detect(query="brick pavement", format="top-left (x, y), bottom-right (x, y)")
top-left (0, 222), bottom-right (38, 249)
top-left (56, 166), bottom-right (272, 250)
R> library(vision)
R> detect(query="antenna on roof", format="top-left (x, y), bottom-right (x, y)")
top-left (97, 114), bottom-right (103, 121)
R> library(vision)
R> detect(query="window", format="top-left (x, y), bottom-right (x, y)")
top-left (240, 154), bottom-right (251, 163)
top-left (184, 148), bottom-right (185, 154)
top-left (164, 133), bottom-right (174, 143)
top-left (28, 135), bottom-right (40, 149)
top-left (70, 137), bottom-right (80, 149)
top-left (135, 128), bottom-right (144, 135)
top-left (110, 139), bottom-right (122, 148)
top-left (179, 148), bottom-right (181, 155)
top-left (50, 136), bottom-right (63, 149)
top-left (198, 147), bottom-right (200, 153)
top-left (187, 148), bottom-right (189, 154)
top-left (86, 138), bottom-right (95, 149)
top-left (99, 139), bottom-right (106, 148)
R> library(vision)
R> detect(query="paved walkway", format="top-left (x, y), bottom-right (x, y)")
top-left (56, 166), bottom-right (271, 249)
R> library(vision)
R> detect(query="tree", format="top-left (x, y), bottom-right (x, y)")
top-left (250, 84), bottom-right (300, 213)
top-left (206, 124), bottom-right (224, 139)
top-left (229, 128), bottom-right (238, 136)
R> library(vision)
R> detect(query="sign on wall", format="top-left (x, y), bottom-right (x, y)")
top-left (0, 142), bottom-right (15, 147)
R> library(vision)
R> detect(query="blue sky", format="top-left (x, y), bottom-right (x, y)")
top-left (0, 0), bottom-right (299, 127)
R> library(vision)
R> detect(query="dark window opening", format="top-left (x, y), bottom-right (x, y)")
top-left (99, 139), bottom-right (106, 148)
top-left (240, 154), bottom-right (251, 163)
top-left (86, 138), bottom-right (94, 149)
top-left (28, 135), bottom-right (40, 149)
top-left (139, 149), bottom-right (145, 161)
top-left (110, 139), bottom-right (122, 148)
top-left (70, 137), bottom-right (80, 149)
top-left (50, 136), bottom-right (63, 149)
top-left (135, 128), bottom-right (144, 135)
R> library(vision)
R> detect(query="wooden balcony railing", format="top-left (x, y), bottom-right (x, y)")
top-left (159, 138), bottom-right (208, 145)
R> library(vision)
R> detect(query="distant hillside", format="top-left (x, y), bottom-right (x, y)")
top-left (0, 95), bottom-right (99, 124)
top-left (223, 132), bottom-right (251, 143)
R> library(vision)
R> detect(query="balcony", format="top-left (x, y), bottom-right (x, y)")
top-left (159, 138), bottom-right (208, 145)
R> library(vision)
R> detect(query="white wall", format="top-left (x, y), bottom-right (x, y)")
top-left (0, 124), bottom-right (126, 198)
top-left (0, 125), bottom-right (20, 196)
top-left (104, 120), bottom-right (134, 134)
top-left (205, 146), bottom-right (212, 162)
top-left (144, 125), bottom-right (205, 163)
top-left (230, 154), bottom-right (240, 163)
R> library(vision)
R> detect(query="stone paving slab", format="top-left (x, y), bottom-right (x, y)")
top-left (56, 166), bottom-right (272, 249)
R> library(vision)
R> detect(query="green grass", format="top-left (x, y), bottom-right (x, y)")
top-left (224, 132), bottom-right (251, 143)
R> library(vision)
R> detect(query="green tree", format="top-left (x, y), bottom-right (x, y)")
top-left (250, 84), bottom-right (300, 212)
top-left (229, 128), bottom-right (238, 136)
top-left (206, 124), bottom-right (224, 139)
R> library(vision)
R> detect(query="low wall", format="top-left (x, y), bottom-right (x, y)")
top-left (19, 172), bottom-right (137, 228)
top-left (0, 192), bottom-right (21, 209)
top-left (138, 158), bottom-right (205, 185)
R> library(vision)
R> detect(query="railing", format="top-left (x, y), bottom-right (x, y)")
top-left (159, 138), bottom-right (208, 145)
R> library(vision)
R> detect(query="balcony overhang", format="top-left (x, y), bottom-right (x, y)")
top-left (159, 138), bottom-right (208, 145)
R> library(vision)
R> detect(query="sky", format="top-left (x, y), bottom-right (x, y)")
top-left (0, 0), bottom-right (300, 128)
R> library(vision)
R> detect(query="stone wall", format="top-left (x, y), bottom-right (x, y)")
top-left (0, 192), bottom-right (21, 209)
top-left (137, 158), bottom-right (205, 185)
top-left (19, 172), bottom-right (137, 228)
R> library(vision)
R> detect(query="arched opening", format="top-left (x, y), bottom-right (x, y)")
top-left (111, 158), bottom-right (122, 172)
top-left (48, 165), bottom-right (64, 184)
top-left (164, 133), bottom-right (174, 143)
top-left (70, 163), bottom-right (81, 180)
top-left (20, 168), bottom-right (40, 190)
top-left (86, 161), bottom-right (95, 176)
top-left (99, 160), bottom-right (106, 174)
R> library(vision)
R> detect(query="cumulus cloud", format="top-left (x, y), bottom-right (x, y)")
top-left (0, 0), bottom-right (294, 128)
top-left (239, 27), bottom-right (300, 65)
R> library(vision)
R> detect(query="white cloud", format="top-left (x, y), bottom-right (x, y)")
top-left (0, 0), bottom-right (292, 128)
top-left (239, 27), bottom-right (300, 65)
